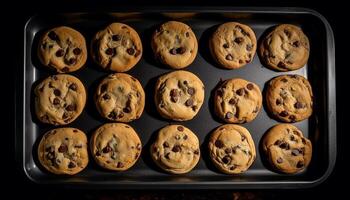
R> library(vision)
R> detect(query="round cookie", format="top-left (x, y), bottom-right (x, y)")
top-left (259, 24), bottom-right (310, 71)
top-left (210, 22), bottom-right (257, 69)
top-left (266, 75), bottom-right (313, 122)
top-left (262, 124), bottom-right (312, 174)
top-left (38, 128), bottom-right (89, 175)
top-left (90, 123), bottom-right (142, 171)
top-left (94, 73), bottom-right (145, 122)
top-left (151, 21), bottom-right (198, 69)
top-left (34, 74), bottom-right (86, 125)
top-left (37, 26), bottom-right (87, 73)
top-left (150, 125), bottom-right (200, 174)
top-left (154, 70), bottom-right (205, 121)
top-left (208, 124), bottom-right (256, 174)
top-left (91, 23), bottom-right (142, 72)
top-left (214, 78), bottom-right (262, 123)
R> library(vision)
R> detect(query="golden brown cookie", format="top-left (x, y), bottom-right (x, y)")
top-left (150, 125), bottom-right (200, 174)
top-left (91, 23), bottom-right (142, 72)
top-left (154, 70), bottom-right (205, 121)
top-left (94, 73), bottom-right (145, 122)
top-left (259, 24), bottom-right (310, 71)
top-left (208, 124), bottom-right (256, 174)
top-left (210, 22), bottom-right (257, 69)
top-left (37, 26), bottom-right (87, 73)
top-left (151, 21), bottom-right (198, 69)
top-left (38, 128), bottom-right (89, 175)
top-left (262, 124), bottom-right (312, 174)
top-left (90, 123), bottom-right (142, 171)
top-left (266, 75), bottom-right (313, 122)
top-left (34, 74), bottom-right (86, 125)
top-left (214, 78), bottom-right (262, 123)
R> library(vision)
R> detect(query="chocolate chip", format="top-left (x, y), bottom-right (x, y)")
top-left (103, 94), bottom-right (110, 100)
top-left (165, 153), bottom-right (170, 159)
top-left (288, 115), bottom-right (296, 122)
top-left (294, 102), bottom-right (304, 109)
top-left (117, 162), bottom-right (124, 168)
top-left (222, 156), bottom-right (231, 164)
top-left (123, 107), bottom-right (131, 113)
top-left (185, 32), bottom-right (190, 37)
top-left (69, 83), bottom-right (77, 91)
top-left (253, 106), bottom-right (259, 113)
top-left (236, 88), bottom-right (245, 96)
top-left (279, 142), bottom-right (290, 150)
top-left (290, 135), bottom-right (295, 141)
top-left (48, 31), bottom-right (59, 41)
top-left (46, 146), bottom-right (55, 153)
top-left (281, 78), bottom-right (288, 83)
top-left (225, 148), bottom-right (232, 154)
top-left (176, 47), bottom-right (186, 54)
top-left (241, 135), bottom-right (246, 141)
top-left (66, 104), bottom-right (75, 111)
top-left (183, 135), bottom-right (188, 140)
top-left (68, 58), bottom-right (76, 65)
top-left (74, 144), bottom-right (82, 148)
top-left (187, 87), bottom-right (195, 95)
top-left (274, 140), bottom-right (282, 146)
top-left (278, 61), bottom-right (286, 68)
top-left (53, 98), bottom-right (60, 105)
top-left (62, 67), bottom-right (69, 72)
top-left (68, 162), bottom-right (76, 168)
top-left (185, 99), bottom-right (193, 107)
top-left (284, 30), bottom-right (291, 38)
top-left (246, 44), bottom-right (253, 51)
top-left (103, 146), bottom-right (112, 153)
top-left (118, 112), bottom-right (124, 118)
top-left (239, 60), bottom-right (244, 64)
top-left (55, 49), bottom-right (64, 57)
top-left (292, 149), bottom-right (300, 156)
top-left (105, 48), bottom-right (115, 55)
top-left (163, 142), bottom-right (169, 148)
top-left (280, 111), bottom-right (289, 117)
top-left (170, 48), bottom-right (177, 55)
top-left (96, 151), bottom-right (101, 156)
top-left (73, 48), bottom-right (81, 55)
top-left (276, 99), bottom-right (282, 105)
top-left (172, 145), bottom-right (181, 153)
top-left (293, 41), bottom-right (300, 47)
top-left (223, 43), bottom-right (229, 48)
top-left (108, 111), bottom-right (117, 119)
top-left (277, 157), bottom-right (283, 163)
top-left (225, 112), bottom-right (233, 119)
top-left (301, 138), bottom-right (307, 145)
top-left (58, 145), bottom-right (67, 153)
top-left (297, 161), bottom-right (304, 168)
top-left (127, 48), bottom-right (135, 55)
top-left (177, 126), bottom-right (184, 132)
top-left (229, 98), bottom-right (236, 105)
top-left (112, 34), bottom-right (121, 41)
top-left (53, 89), bottom-right (61, 96)
top-left (215, 140), bottom-right (224, 148)
top-left (226, 54), bottom-right (233, 61)
top-left (192, 105), bottom-right (197, 111)
top-left (194, 149), bottom-right (199, 155)
top-left (170, 89), bottom-right (179, 103)
top-left (234, 37), bottom-right (244, 44)
top-left (246, 83), bottom-right (254, 90)
top-left (230, 165), bottom-right (236, 170)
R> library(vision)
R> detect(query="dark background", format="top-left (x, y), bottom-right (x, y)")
top-left (4, 0), bottom-right (345, 199)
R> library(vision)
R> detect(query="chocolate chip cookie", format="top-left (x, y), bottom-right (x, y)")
top-left (90, 123), bottom-right (142, 171)
top-left (34, 74), bottom-right (86, 125)
top-left (208, 124), bottom-right (256, 174)
top-left (38, 26), bottom-right (87, 73)
top-left (154, 70), bottom-right (205, 121)
top-left (259, 24), bottom-right (310, 71)
top-left (262, 124), bottom-right (312, 174)
top-left (94, 73), bottom-right (145, 122)
top-left (151, 21), bottom-right (198, 69)
top-left (214, 78), bottom-right (262, 123)
top-left (266, 75), bottom-right (313, 122)
top-left (209, 22), bottom-right (257, 69)
top-left (38, 128), bottom-right (89, 175)
top-left (150, 125), bottom-right (200, 174)
top-left (91, 23), bottom-right (142, 72)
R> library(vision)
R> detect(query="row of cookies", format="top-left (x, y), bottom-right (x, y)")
top-left (37, 21), bottom-right (309, 73)
top-left (38, 123), bottom-right (312, 175)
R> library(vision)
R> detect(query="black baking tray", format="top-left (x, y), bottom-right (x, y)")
top-left (16, 7), bottom-right (336, 189)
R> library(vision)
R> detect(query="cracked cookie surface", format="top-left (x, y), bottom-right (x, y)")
top-left (154, 70), bottom-right (204, 121)
top-left (38, 128), bottom-right (89, 175)
top-left (95, 73), bottom-right (145, 122)
top-left (259, 24), bottom-right (310, 71)
top-left (262, 124), bottom-right (312, 174)
top-left (208, 124), bottom-right (256, 174)
top-left (266, 75), bottom-right (313, 122)
top-left (151, 21), bottom-right (198, 69)
top-left (214, 78), bottom-right (262, 123)
top-left (90, 123), bottom-right (142, 171)
top-left (91, 23), bottom-right (142, 72)
top-left (151, 125), bottom-right (200, 174)
top-left (210, 22), bottom-right (257, 69)
top-left (38, 26), bottom-right (87, 73)
top-left (34, 74), bottom-right (86, 125)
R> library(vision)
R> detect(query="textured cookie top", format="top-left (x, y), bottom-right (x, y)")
top-left (210, 22), bottom-right (257, 69)
top-left (151, 125), bottom-right (200, 174)
top-left (214, 78), bottom-right (262, 123)
top-left (38, 26), bottom-right (87, 73)
top-left (266, 75), bottom-right (313, 122)
top-left (259, 24), bottom-right (310, 71)
top-left (90, 123), bottom-right (142, 171)
top-left (263, 124), bottom-right (312, 174)
top-left (208, 124), bottom-right (256, 174)
top-left (95, 73), bottom-right (145, 122)
top-left (34, 74), bottom-right (86, 125)
top-left (151, 21), bottom-right (198, 69)
top-left (154, 70), bottom-right (205, 121)
top-left (92, 23), bottom-right (142, 72)
top-left (38, 128), bottom-right (88, 175)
